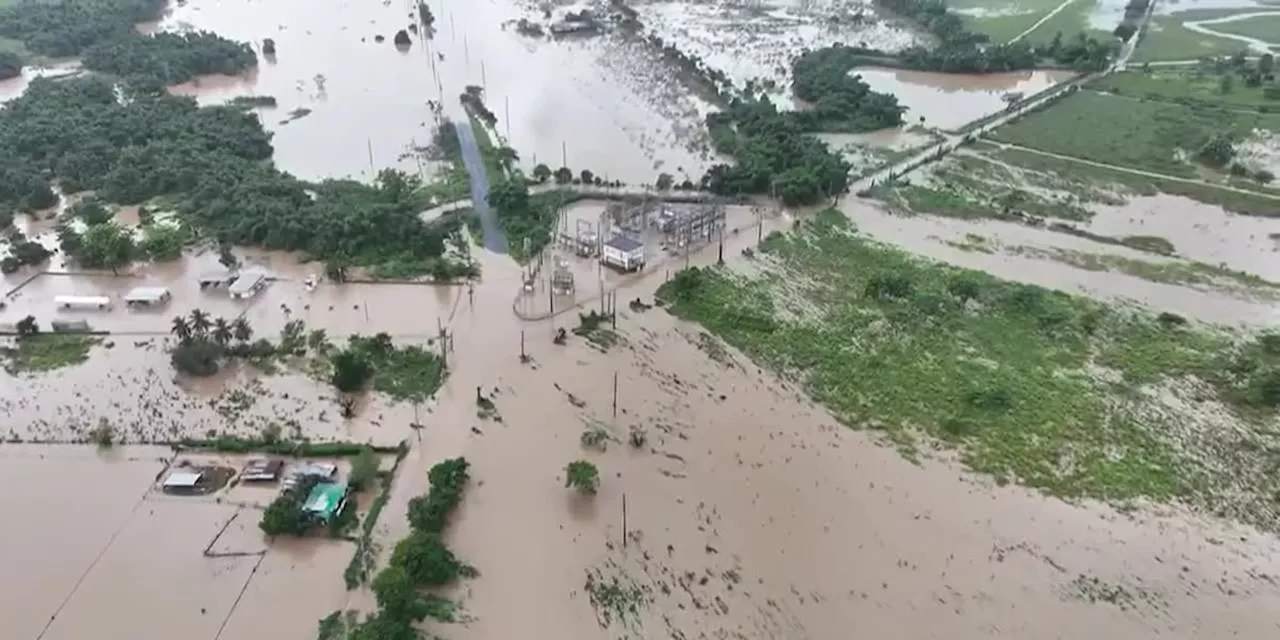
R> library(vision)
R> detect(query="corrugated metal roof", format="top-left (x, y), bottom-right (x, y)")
top-left (228, 270), bottom-right (267, 295)
top-left (303, 482), bottom-right (348, 518)
top-left (124, 287), bottom-right (170, 302)
top-left (163, 471), bottom-right (202, 487)
top-left (604, 235), bottom-right (643, 252)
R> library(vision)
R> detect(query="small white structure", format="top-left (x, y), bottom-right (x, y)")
top-left (601, 235), bottom-right (644, 272)
top-left (229, 269), bottom-right (268, 300)
top-left (198, 267), bottom-right (236, 289)
top-left (124, 286), bottom-right (171, 307)
top-left (162, 470), bottom-right (203, 489)
top-left (55, 295), bottom-right (112, 310)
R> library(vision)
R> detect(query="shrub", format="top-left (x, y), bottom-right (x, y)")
top-left (565, 460), bottom-right (599, 494)
top-left (349, 446), bottom-right (379, 491)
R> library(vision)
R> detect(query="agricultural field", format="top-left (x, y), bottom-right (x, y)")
top-left (658, 209), bottom-right (1280, 528)
top-left (989, 88), bottom-right (1280, 184)
top-left (1211, 13), bottom-right (1280, 41)
top-left (948, 0), bottom-right (1073, 42)
top-left (1132, 8), bottom-right (1275, 62)
top-left (1091, 65), bottom-right (1280, 112)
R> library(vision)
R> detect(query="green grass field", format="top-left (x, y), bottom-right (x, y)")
top-left (989, 89), bottom-right (1280, 178)
top-left (949, 0), bottom-right (1072, 42)
top-left (1090, 69), bottom-right (1280, 113)
top-left (1209, 14), bottom-right (1280, 43)
top-left (1133, 15), bottom-right (1260, 62)
top-left (659, 210), bottom-right (1280, 528)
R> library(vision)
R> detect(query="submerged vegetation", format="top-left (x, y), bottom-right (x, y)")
top-left (333, 457), bottom-right (475, 636)
top-left (658, 210), bottom-right (1280, 530)
top-left (1, 76), bottom-right (475, 279)
top-left (1, 328), bottom-right (100, 375)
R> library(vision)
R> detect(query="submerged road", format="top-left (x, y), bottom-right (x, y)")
top-left (454, 119), bottom-right (508, 254)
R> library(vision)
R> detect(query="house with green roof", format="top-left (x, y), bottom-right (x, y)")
top-left (302, 481), bottom-right (349, 524)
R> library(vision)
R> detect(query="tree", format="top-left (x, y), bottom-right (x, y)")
top-left (171, 316), bottom-right (192, 342)
top-left (579, 169), bottom-right (595, 185)
top-left (532, 163), bottom-right (552, 183)
top-left (349, 446), bottom-right (379, 491)
top-left (486, 178), bottom-right (529, 213)
top-left (1260, 53), bottom-right (1275, 78)
top-left (495, 146), bottom-right (519, 168)
top-left (389, 530), bottom-right (466, 586)
top-left (189, 308), bottom-right (213, 336)
top-left (372, 566), bottom-right (428, 623)
top-left (16, 315), bottom-right (39, 336)
top-left (331, 350), bottom-right (374, 393)
top-left (1219, 73), bottom-right (1234, 94)
top-left (212, 317), bottom-right (233, 346)
top-left (946, 274), bottom-right (982, 303)
top-left (260, 493), bottom-right (307, 536)
top-left (138, 224), bottom-right (186, 261)
top-left (655, 173), bottom-right (674, 190)
top-left (218, 243), bottom-right (238, 269)
top-left (232, 316), bottom-right (253, 343)
top-left (393, 29), bottom-right (412, 46)
top-left (170, 339), bottom-right (223, 377)
top-left (0, 50), bottom-right (20, 81)
top-left (1196, 134), bottom-right (1236, 168)
top-left (68, 198), bottom-right (113, 225)
top-left (417, 0), bottom-right (436, 28)
top-left (553, 166), bottom-right (573, 184)
top-left (78, 221), bottom-right (135, 273)
top-left (565, 460), bottom-right (599, 494)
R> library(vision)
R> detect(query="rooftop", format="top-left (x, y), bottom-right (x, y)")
top-left (197, 267), bottom-right (235, 283)
top-left (604, 235), bottom-right (643, 252)
top-left (162, 471), bottom-right (202, 488)
top-left (302, 482), bottom-right (348, 519)
top-left (124, 286), bottom-right (170, 302)
top-left (228, 269), bottom-right (267, 295)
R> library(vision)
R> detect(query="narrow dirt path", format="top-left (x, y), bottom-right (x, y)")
top-left (1009, 0), bottom-right (1076, 44)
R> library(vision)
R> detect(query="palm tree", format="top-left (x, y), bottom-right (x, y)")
top-left (171, 316), bottom-right (192, 342)
top-left (212, 318), bottom-right (233, 346)
top-left (188, 309), bottom-right (212, 337)
top-left (231, 316), bottom-right (253, 343)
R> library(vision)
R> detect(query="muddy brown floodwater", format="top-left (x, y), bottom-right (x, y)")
top-left (362, 211), bottom-right (1280, 639)
top-left (855, 68), bottom-right (1078, 131)
top-left (162, 0), bottom-right (718, 184)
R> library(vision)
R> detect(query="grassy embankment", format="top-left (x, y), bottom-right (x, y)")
top-left (1091, 67), bottom-right (1280, 113)
top-left (658, 209), bottom-right (1280, 529)
top-left (1210, 14), bottom-right (1280, 42)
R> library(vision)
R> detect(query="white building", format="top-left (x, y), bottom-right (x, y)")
top-left (124, 286), bottom-right (171, 307)
top-left (601, 235), bottom-right (644, 272)
top-left (55, 295), bottom-right (112, 310)
top-left (229, 269), bottom-right (268, 299)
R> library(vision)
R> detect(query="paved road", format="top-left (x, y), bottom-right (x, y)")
top-left (453, 119), bottom-right (508, 253)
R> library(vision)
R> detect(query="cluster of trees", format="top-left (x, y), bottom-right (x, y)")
top-left (81, 31), bottom-right (257, 87)
top-left (1, 78), bottom-right (472, 279)
top-left (487, 178), bottom-right (565, 261)
top-left (1210, 52), bottom-right (1278, 96)
top-left (527, 163), bottom-right (624, 188)
top-left (0, 0), bottom-right (165, 60)
top-left (700, 97), bottom-right (852, 205)
top-left (50, 198), bottom-right (190, 271)
top-left (168, 309), bottom-right (274, 377)
top-left (0, 0), bottom-right (254, 84)
top-left (646, 34), bottom-right (735, 103)
top-left (0, 228), bottom-right (52, 274)
top-left (1113, 0), bottom-right (1150, 42)
top-left (876, 0), bottom-right (1113, 72)
top-left (791, 46), bottom-right (906, 131)
top-left (348, 457), bottom-right (473, 638)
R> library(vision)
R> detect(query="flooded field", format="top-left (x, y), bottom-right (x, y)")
top-left (0, 446), bottom-right (356, 640)
top-left (159, 0), bottom-right (719, 184)
top-left (632, 0), bottom-right (917, 98)
top-left (856, 67), bottom-right (1076, 131)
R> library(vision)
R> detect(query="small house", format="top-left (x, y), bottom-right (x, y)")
top-left (302, 482), bottom-right (349, 524)
top-left (124, 286), bottom-right (171, 307)
top-left (50, 320), bottom-right (91, 333)
top-left (281, 462), bottom-right (339, 491)
top-left (601, 235), bottom-right (644, 273)
top-left (55, 295), bottom-right (112, 310)
top-left (229, 269), bottom-right (268, 300)
top-left (241, 458), bottom-right (284, 482)
top-left (197, 267), bottom-right (236, 289)
top-left (162, 470), bottom-right (203, 491)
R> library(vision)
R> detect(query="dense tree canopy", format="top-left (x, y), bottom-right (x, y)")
top-left (0, 0), bottom-right (166, 59)
top-left (791, 47), bottom-right (905, 132)
top-left (0, 50), bottom-right (19, 80)
top-left (0, 77), bottom-right (471, 276)
top-left (702, 96), bottom-right (852, 205)
top-left (82, 31), bottom-right (257, 86)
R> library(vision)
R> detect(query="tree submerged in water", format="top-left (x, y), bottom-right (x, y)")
top-left (393, 29), bottom-right (412, 47)
top-left (417, 1), bottom-right (435, 28)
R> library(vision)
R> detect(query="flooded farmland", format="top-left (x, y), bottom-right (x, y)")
top-left (856, 67), bottom-right (1077, 131)
top-left (159, 0), bottom-right (719, 184)
top-left (7, 0), bottom-right (1280, 639)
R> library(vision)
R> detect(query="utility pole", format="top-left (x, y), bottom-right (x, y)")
top-left (622, 492), bottom-right (628, 549)
top-left (520, 330), bottom-right (525, 360)
top-left (505, 95), bottom-right (511, 139)
top-left (612, 371), bottom-right (618, 418)
top-left (561, 140), bottom-right (567, 169)
top-left (366, 139), bottom-right (375, 175)
top-left (481, 60), bottom-right (486, 92)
